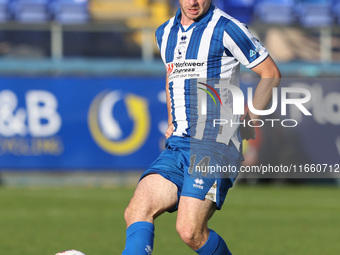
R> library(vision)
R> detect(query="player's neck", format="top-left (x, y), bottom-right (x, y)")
top-left (180, 17), bottom-right (195, 27)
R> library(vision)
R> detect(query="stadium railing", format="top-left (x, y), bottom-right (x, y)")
top-left (0, 0), bottom-right (339, 63)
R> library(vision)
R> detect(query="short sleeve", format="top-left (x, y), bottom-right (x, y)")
top-left (223, 20), bottom-right (268, 69)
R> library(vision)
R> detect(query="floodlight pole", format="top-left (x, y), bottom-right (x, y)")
top-left (320, 26), bottom-right (332, 63)
top-left (141, 27), bottom-right (154, 62)
top-left (51, 22), bottom-right (63, 60)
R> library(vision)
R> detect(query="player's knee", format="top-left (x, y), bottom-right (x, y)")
top-left (124, 204), bottom-right (134, 226)
top-left (176, 221), bottom-right (201, 247)
top-left (124, 203), bottom-right (146, 226)
top-left (124, 200), bottom-right (156, 227)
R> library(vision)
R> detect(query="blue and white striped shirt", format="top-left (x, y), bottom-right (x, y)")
top-left (156, 5), bottom-right (268, 150)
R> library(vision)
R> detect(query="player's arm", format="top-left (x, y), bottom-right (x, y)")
top-left (165, 75), bottom-right (174, 138)
top-left (241, 56), bottom-right (281, 140)
top-left (250, 55), bottom-right (281, 119)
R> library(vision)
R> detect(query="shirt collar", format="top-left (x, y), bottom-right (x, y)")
top-left (174, 4), bottom-right (215, 31)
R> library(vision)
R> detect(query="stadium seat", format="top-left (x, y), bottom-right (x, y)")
top-left (9, 0), bottom-right (50, 23)
top-left (333, 0), bottom-right (340, 24)
top-left (221, 0), bottom-right (255, 24)
top-left (49, 0), bottom-right (89, 24)
top-left (254, 0), bottom-right (296, 25)
top-left (89, 0), bottom-right (148, 22)
top-left (295, 0), bottom-right (333, 27)
top-left (0, 0), bottom-right (9, 21)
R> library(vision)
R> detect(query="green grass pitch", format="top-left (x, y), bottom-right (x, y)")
top-left (1, 184), bottom-right (340, 254)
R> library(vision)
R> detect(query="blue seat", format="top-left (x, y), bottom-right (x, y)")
top-left (254, 0), bottom-right (296, 25)
top-left (49, 0), bottom-right (88, 24)
top-left (333, 0), bottom-right (340, 24)
top-left (0, 0), bottom-right (10, 22)
top-left (221, 0), bottom-right (255, 24)
top-left (9, 0), bottom-right (50, 23)
top-left (295, 0), bottom-right (333, 27)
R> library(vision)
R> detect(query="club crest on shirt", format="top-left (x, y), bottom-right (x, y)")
top-left (175, 45), bottom-right (186, 60)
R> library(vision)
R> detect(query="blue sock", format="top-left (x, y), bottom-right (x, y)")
top-left (122, 221), bottom-right (154, 255)
top-left (195, 229), bottom-right (232, 255)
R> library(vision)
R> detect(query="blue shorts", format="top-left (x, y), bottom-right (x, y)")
top-left (140, 136), bottom-right (243, 211)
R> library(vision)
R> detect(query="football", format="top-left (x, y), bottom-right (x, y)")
top-left (55, 249), bottom-right (86, 255)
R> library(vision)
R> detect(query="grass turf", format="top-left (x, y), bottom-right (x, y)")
top-left (0, 184), bottom-right (339, 254)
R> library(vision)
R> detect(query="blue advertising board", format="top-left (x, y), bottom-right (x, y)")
top-left (278, 78), bottom-right (340, 165)
top-left (241, 78), bottom-right (340, 168)
top-left (0, 76), bottom-right (167, 170)
top-left (0, 76), bottom-right (339, 171)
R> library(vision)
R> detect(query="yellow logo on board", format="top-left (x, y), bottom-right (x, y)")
top-left (88, 91), bottom-right (150, 155)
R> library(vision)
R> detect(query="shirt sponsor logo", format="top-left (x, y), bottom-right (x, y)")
top-left (173, 62), bottom-right (204, 68)
top-left (166, 63), bottom-right (174, 75)
top-left (167, 61), bottom-right (205, 79)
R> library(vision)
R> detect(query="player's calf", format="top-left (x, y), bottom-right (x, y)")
top-left (195, 229), bottom-right (232, 255)
top-left (122, 221), bottom-right (154, 255)
top-left (176, 196), bottom-right (232, 254)
top-left (122, 174), bottom-right (178, 254)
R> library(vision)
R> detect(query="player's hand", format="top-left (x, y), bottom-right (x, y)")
top-left (240, 112), bottom-right (256, 140)
top-left (165, 123), bottom-right (174, 139)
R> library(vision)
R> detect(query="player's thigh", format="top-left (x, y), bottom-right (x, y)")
top-left (125, 174), bottom-right (178, 224)
top-left (176, 196), bottom-right (216, 232)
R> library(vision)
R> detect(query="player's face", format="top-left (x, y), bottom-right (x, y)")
top-left (179, 0), bottom-right (211, 25)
